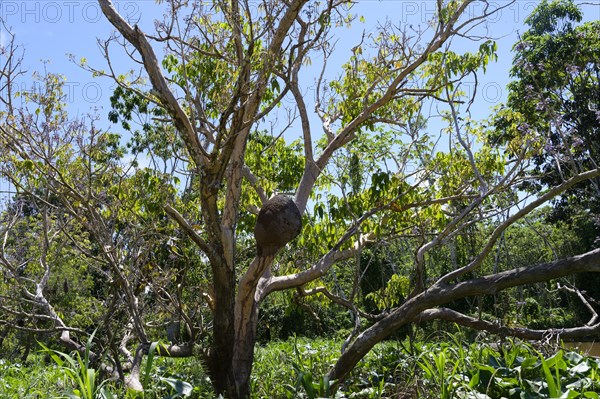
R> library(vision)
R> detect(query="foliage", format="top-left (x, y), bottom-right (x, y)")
top-left (5, 335), bottom-right (600, 398)
top-left (0, 356), bottom-right (66, 398)
top-left (37, 338), bottom-right (210, 399)
top-left (492, 0), bottom-right (600, 327)
top-left (256, 291), bottom-right (353, 343)
top-left (39, 332), bottom-right (117, 399)
top-left (480, 207), bottom-right (591, 328)
top-left (494, 0), bottom-right (600, 221)
top-left (251, 337), bottom-right (338, 399)
top-left (254, 334), bottom-right (600, 398)
top-left (142, 342), bottom-right (195, 399)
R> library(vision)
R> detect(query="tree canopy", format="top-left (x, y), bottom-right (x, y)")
top-left (494, 0), bottom-right (600, 220)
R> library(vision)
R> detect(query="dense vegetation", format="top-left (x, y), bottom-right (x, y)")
top-left (0, 0), bottom-right (599, 398)
top-left (2, 333), bottom-right (600, 398)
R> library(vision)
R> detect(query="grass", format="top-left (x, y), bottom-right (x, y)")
top-left (39, 331), bottom-right (118, 399)
top-left (1, 334), bottom-right (599, 398)
top-left (0, 356), bottom-right (67, 398)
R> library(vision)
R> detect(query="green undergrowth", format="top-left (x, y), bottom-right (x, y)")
top-left (0, 356), bottom-right (66, 398)
top-left (1, 334), bottom-right (599, 398)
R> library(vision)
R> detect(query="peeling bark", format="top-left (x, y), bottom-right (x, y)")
top-left (232, 257), bottom-right (272, 398)
top-left (230, 195), bottom-right (302, 397)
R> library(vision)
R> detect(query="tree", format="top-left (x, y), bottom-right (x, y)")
top-left (494, 0), bottom-right (600, 221)
top-left (492, 0), bottom-right (600, 325)
top-left (1, 1), bottom-right (600, 398)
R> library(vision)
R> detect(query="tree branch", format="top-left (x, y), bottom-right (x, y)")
top-left (440, 167), bottom-right (600, 284)
top-left (329, 247), bottom-right (600, 383)
top-left (416, 307), bottom-right (600, 341)
top-left (164, 204), bottom-right (214, 261)
top-left (97, 0), bottom-right (209, 167)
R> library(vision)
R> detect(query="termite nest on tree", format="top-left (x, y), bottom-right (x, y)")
top-left (253, 194), bottom-right (302, 256)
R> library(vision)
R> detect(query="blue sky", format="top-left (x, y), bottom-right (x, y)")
top-left (0, 1), bottom-right (598, 130)
top-left (0, 0), bottom-right (597, 208)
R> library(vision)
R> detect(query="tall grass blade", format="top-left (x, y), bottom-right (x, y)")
top-left (538, 351), bottom-right (560, 398)
top-left (143, 341), bottom-right (159, 390)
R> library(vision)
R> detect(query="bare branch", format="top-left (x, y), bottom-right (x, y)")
top-left (417, 307), bottom-right (600, 341)
top-left (97, 0), bottom-right (209, 166)
top-left (164, 204), bottom-right (214, 259)
top-left (329, 247), bottom-right (600, 383)
top-left (440, 167), bottom-right (600, 284)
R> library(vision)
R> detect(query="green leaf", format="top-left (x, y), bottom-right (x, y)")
top-left (559, 389), bottom-right (579, 398)
top-left (23, 159), bottom-right (35, 171)
top-left (99, 387), bottom-right (118, 399)
top-left (468, 369), bottom-right (480, 388)
top-left (159, 377), bottom-right (193, 397)
top-left (570, 361), bottom-right (590, 374)
top-left (143, 341), bottom-right (159, 389)
top-left (538, 351), bottom-right (560, 398)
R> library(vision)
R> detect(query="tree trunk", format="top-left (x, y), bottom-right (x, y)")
top-left (220, 196), bottom-right (302, 397)
top-left (206, 263), bottom-right (236, 396)
top-left (230, 256), bottom-right (274, 398)
top-left (231, 296), bottom-right (261, 398)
